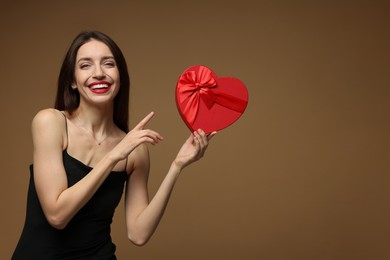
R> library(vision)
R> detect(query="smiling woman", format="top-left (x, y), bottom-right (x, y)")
top-left (12, 31), bottom-right (216, 260)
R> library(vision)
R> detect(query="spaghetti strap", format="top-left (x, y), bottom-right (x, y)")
top-left (60, 111), bottom-right (69, 150)
top-left (124, 156), bottom-right (129, 173)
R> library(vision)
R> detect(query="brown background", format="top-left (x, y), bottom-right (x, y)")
top-left (1, 1), bottom-right (389, 259)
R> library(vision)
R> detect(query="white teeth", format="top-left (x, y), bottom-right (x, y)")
top-left (91, 84), bottom-right (109, 89)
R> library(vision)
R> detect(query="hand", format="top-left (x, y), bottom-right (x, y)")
top-left (173, 129), bottom-right (216, 169)
top-left (112, 112), bottom-right (163, 161)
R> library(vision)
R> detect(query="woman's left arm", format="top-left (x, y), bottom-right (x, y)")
top-left (124, 129), bottom-right (215, 246)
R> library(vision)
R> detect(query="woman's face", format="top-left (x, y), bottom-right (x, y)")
top-left (73, 39), bottom-right (120, 105)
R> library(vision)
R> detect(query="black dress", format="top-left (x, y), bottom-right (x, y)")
top-left (12, 150), bottom-right (128, 260)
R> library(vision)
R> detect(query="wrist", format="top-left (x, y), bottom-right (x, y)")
top-left (170, 161), bottom-right (183, 176)
top-left (106, 150), bottom-right (122, 166)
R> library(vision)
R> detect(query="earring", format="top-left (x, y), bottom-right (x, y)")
top-left (71, 85), bottom-right (77, 90)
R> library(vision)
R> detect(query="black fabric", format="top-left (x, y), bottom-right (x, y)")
top-left (12, 150), bottom-right (127, 260)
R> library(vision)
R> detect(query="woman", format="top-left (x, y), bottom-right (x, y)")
top-left (12, 31), bottom-right (215, 259)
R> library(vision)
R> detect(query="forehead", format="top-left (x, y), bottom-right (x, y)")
top-left (77, 40), bottom-right (113, 59)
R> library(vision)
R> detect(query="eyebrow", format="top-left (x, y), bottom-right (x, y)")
top-left (77, 56), bottom-right (115, 63)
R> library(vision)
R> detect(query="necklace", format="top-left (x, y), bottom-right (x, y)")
top-left (76, 114), bottom-right (109, 145)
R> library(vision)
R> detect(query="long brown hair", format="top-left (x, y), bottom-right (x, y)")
top-left (55, 31), bottom-right (130, 132)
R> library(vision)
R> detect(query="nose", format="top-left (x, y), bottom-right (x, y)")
top-left (93, 65), bottom-right (106, 79)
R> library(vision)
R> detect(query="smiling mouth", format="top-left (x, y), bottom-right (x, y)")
top-left (88, 82), bottom-right (112, 94)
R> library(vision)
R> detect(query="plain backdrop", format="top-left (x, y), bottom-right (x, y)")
top-left (1, 1), bottom-right (389, 259)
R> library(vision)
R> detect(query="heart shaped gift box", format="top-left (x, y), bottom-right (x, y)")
top-left (175, 65), bottom-right (249, 134)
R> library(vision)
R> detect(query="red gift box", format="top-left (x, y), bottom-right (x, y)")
top-left (176, 65), bottom-right (249, 133)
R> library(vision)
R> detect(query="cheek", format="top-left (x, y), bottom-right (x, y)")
top-left (74, 70), bottom-right (86, 83)
top-left (114, 70), bottom-right (120, 81)
top-left (112, 72), bottom-right (120, 86)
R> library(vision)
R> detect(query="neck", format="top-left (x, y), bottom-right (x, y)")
top-left (75, 103), bottom-right (115, 136)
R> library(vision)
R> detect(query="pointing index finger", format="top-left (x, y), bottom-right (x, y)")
top-left (135, 112), bottom-right (155, 129)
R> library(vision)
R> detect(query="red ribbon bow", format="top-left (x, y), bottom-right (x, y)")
top-left (177, 66), bottom-right (247, 126)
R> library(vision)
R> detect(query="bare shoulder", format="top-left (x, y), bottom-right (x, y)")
top-left (32, 108), bottom-right (65, 127)
top-left (127, 143), bottom-right (150, 174)
top-left (133, 143), bottom-right (149, 158)
top-left (31, 108), bottom-right (67, 148)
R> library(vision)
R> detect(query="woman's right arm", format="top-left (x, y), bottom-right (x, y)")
top-left (32, 109), bottom-right (119, 229)
top-left (33, 110), bottom-right (162, 230)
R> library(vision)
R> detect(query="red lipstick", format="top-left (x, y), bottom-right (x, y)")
top-left (87, 81), bottom-right (112, 94)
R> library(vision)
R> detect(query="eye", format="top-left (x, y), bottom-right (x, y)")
top-left (103, 59), bottom-right (116, 67)
top-left (79, 63), bottom-right (91, 69)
